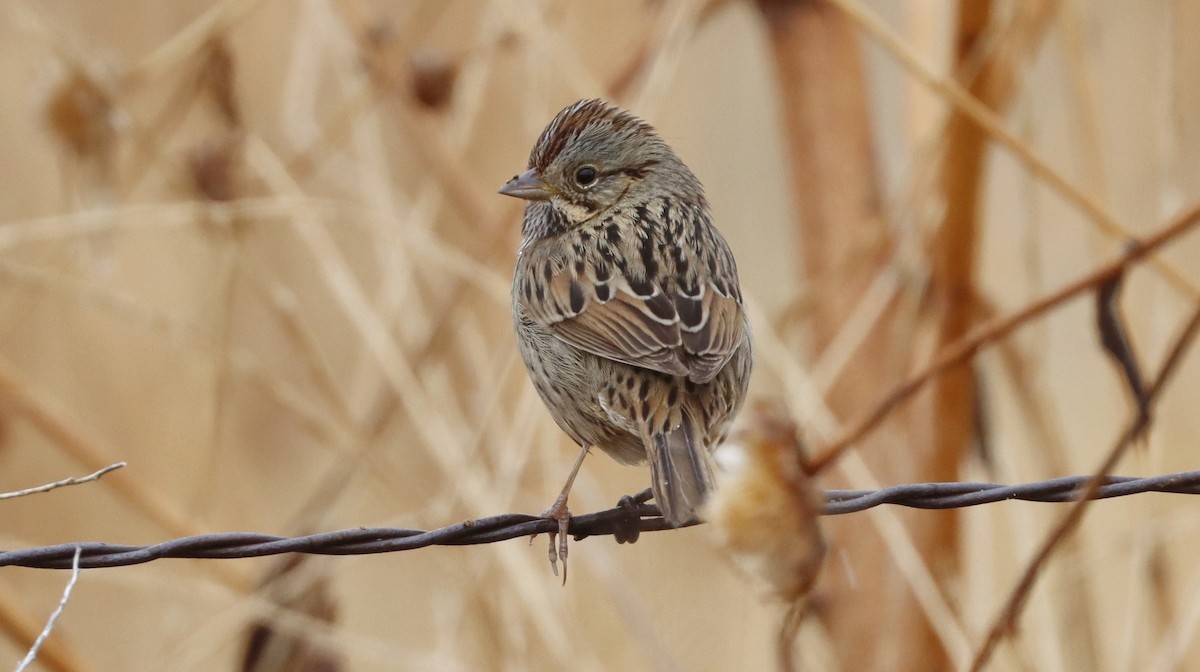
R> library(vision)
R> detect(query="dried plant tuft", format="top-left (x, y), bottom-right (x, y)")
top-left (707, 402), bottom-right (826, 604)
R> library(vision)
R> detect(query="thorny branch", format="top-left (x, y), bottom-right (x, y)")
top-left (4, 471), bottom-right (1200, 570)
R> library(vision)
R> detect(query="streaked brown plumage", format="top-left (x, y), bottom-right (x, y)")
top-left (500, 99), bottom-right (752, 569)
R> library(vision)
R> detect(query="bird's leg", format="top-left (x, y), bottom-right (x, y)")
top-left (537, 444), bottom-right (589, 581)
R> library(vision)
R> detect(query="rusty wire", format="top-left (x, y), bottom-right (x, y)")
top-left (3, 470), bottom-right (1199, 570)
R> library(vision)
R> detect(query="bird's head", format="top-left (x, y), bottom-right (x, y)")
top-left (499, 99), bottom-right (701, 234)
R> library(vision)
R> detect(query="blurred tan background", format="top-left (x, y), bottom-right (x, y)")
top-left (2, 1), bottom-right (1200, 670)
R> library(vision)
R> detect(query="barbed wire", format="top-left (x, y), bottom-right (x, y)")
top-left (3, 470), bottom-right (1199, 570)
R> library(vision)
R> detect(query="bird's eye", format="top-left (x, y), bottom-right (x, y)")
top-left (574, 166), bottom-right (598, 187)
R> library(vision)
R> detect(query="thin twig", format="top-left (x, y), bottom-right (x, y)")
top-left (828, 0), bottom-right (1199, 299)
top-left (968, 297), bottom-right (1200, 670)
top-left (125, 0), bottom-right (271, 86)
top-left (0, 354), bottom-right (203, 543)
top-left (0, 463), bottom-right (125, 500)
top-left (14, 547), bottom-right (82, 672)
top-left (810, 202), bottom-right (1200, 473)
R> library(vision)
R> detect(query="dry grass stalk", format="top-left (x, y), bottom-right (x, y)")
top-left (753, 0), bottom-right (951, 667)
top-left (811, 202), bottom-right (1200, 472)
top-left (969, 297), bottom-right (1200, 669)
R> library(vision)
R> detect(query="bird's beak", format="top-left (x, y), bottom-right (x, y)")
top-left (498, 168), bottom-right (552, 201)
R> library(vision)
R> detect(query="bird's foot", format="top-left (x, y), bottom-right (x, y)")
top-left (613, 494), bottom-right (642, 545)
top-left (534, 493), bottom-right (572, 582)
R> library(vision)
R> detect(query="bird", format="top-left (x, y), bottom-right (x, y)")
top-left (499, 99), bottom-right (753, 576)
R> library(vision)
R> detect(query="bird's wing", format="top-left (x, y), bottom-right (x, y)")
top-left (673, 279), bottom-right (745, 384)
top-left (520, 256), bottom-right (690, 377)
top-left (519, 245), bottom-right (747, 383)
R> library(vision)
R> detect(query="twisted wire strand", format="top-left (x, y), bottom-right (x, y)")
top-left (4, 470), bottom-right (1199, 570)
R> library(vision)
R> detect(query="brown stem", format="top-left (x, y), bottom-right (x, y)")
top-left (810, 201), bottom-right (1200, 474)
top-left (968, 296), bottom-right (1200, 670)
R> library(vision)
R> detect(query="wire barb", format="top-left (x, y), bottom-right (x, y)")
top-left (3, 471), bottom-right (1199, 570)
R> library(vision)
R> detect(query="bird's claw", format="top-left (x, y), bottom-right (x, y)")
top-left (534, 494), bottom-right (572, 582)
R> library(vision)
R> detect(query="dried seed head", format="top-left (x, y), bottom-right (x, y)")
top-left (189, 137), bottom-right (241, 203)
top-left (707, 402), bottom-right (826, 603)
top-left (409, 49), bottom-right (458, 111)
top-left (45, 69), bottom-right (116, 158)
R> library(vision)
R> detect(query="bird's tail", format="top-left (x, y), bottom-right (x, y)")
top-left (646, 409), bottom-right (716, 527)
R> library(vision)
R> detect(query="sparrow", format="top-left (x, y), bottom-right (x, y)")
top-left (500, 99), bottom-right (753, 576)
